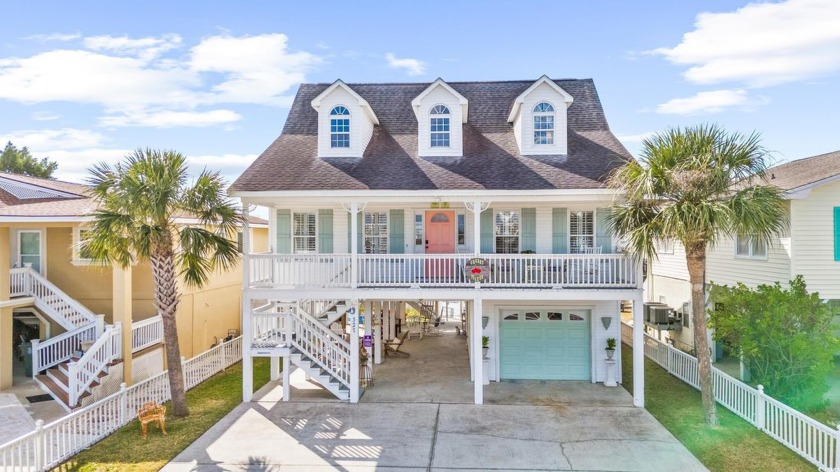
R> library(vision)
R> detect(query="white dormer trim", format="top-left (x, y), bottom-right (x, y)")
top-left (507, 75), bottom-right (573, 123)
top-left (411, 78), bottom-right (468, 123)
top-left (311, 79), bottom-right (379, 125)
top-left (311, 80), bottom-right (379, 158)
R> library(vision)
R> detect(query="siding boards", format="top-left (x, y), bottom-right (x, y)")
top-left (791, 181), bottom-right (840, 299)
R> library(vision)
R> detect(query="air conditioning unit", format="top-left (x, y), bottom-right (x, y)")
top-left (650, 306), bottom-right (673, 324)
top-left (643, 302), bottom-right (669, 323)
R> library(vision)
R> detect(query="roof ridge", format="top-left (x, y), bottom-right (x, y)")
top-left (0, 173), bottom-right (88, 197)
top-left (303, 78), bottom-right (589, 87)
top-left (770, 149), bottom-right (840, 170)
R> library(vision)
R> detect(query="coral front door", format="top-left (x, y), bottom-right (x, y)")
top-left (425, 211), bottom-right (456, 279)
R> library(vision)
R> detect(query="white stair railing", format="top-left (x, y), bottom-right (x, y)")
top-left (11, 267), bottom-right (97, 330)
top-left (131, 315), bottom-right (163, 352)
top-left (31, 324), bottom-right (100, 375)
top-left (68, 324), bottom-right (121, 407)
top-left (289, 304), bottom-right (351, 387)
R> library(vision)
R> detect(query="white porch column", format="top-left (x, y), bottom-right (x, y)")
top-left (242, 203), bottom-right (251, 288)
top-left (388, 301), bottom-right (396, 340)
top-left (282, 356), bottom-right (290, 402)
top-left (632, 294), bottom-right (644, 407)
top-left (270, 356), bottom-right (280, 381)
top-left (472, 297), bottom-right (484, 404)
top-left (349, 202), bottom-right (359, 289)
top-left (348, 300), bottom-right (360, 403)
top-left (374, 301), bottom-right (382, 365)
top-left (242, 293), bottom-right (253, 402)
top-left (471, 201), bottom-right (482, 255)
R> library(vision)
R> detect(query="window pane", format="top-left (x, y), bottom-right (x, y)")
top-left (569, 211), bottom-right (594, 253)
top-left (457, 214), bottom-right (465, 245)
top-left (364, 212), bottom-right (388, 254)
top-left (753, 238), bottom-right (767, 257)
top-left (79, 229), bottom-right (94, 259)
top-left (415, 214), bottom-right (423, 245)
top-left (503, 313), bottom-right (519, 321)
top-left (20, 232), bottom-right (40, 254)
top-left (736, 235), bottom-right (750, 256)
top-left (547, 312), bottom-right (563, 320)
top-left (525, 312), bottom-right (540, 321)
top-left (569, 314), bottom-right (584, 321)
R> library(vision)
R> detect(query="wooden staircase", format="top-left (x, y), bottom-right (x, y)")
top-left (289, 347), bottom-right (350, 400)
top-left (35, 356), bottom-right (123, 410)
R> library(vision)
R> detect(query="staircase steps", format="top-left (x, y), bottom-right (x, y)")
top-left (35, 358), bottom-right (121, 410)
top-left (289, 347), bottom-right (350, 400)
top-left (315, 301), bottom-right (348, 326)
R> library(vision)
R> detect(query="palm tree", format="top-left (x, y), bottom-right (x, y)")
top-left (84, 149), bottom-right (242, 417)
top-left (609, 124), bottom-right (787, 426)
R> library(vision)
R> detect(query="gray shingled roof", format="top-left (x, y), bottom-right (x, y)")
top-left (765, 150), bottom-right (840, 192)
top-left (231, 79), bottom-right (633, 192)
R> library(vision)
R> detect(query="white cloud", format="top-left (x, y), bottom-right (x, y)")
top-left (616, 132), bottom-right (656, 143)
top-left (31, 111), bottom-right (60, 121)
top-left (0, 128), bottom-right (105, 150)
top-left (26, 32), bottom-right (81, 43)
top-left (99, 109), bottom-right (242, 127)
top-left (652, 0), bottom-right (840, 87)
top-left (656, 89), bottom-right (768, 115)
top-left (385, 53), bottom-right (426, 76)
top-left (0, 32), bottom-right (320, 128)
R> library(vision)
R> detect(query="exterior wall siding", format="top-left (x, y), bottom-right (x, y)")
top-left (705, 235), bottom-right (791, 289)
top-left (791, 180), bottom-right (840, 300)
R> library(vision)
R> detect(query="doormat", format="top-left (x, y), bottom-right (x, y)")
top-left (26, 394), bottom-right (54, 403)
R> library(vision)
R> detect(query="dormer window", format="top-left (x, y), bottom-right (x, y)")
top-left (330, 106), bottom-right (350, 148)
top-left (533, 102), bottom-right (555, 145)
top-left (430, 105), bottom-right (451, 147)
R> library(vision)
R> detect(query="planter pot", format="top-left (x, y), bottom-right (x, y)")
top-left (482, 347), bottom-right (489, 359)
top-left (605, 348), bottom-right (615, 360)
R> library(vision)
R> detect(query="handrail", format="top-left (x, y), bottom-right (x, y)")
top-left (131, 315), bottom-right (163, 352)
top-left (31, 324), bottom-right (99, 374)
top-left (68, 325), bottom-right (121, 406)
top-left (13, 267), bottom-right (97, 329)
top-left (289, 305), bottom-right (351, 386)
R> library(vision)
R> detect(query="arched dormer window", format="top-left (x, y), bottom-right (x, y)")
top-left (330, 106), bottom-right (350, 148)
top-left (533, 102), bottom-right (555, 145)
top-left (430, 105), bottom-right (451, 147)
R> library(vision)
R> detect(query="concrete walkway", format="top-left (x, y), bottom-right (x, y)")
top-left (164, 328), bottom-right (706, 471)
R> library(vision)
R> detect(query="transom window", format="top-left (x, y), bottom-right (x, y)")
top-left (495, 211), bottom-right (520, 254)
top-left (457, 213), bottom-right (466, 246)
top-left (430, 105), bottom-right (450, 147)
top-left (570, 210), bottom-right (594, 254)
top-left (293, 213), bottom-right (316, 253)
top-left (547, 312), bottom-right (563, 321)
top-left (330, 106), bottom-right (350, 148)
top-left (736, 234), bottom-right (767, 259)
top-left (533, 102), bottom-right (555, 145)
top-left (364, 212), bottom-right (388, 254)
top-left (414, 214), bottom-right (423, 245)
top-left (524, 312), bottom-right (540, 321)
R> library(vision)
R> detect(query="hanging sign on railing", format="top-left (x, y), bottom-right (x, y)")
top-left (464, 257), bottom-right (489, 282)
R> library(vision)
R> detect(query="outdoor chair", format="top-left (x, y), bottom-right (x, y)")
top-left (385, 330), bottom-right (410, 356)
top-left (137, 402), bottom-right (167, 439)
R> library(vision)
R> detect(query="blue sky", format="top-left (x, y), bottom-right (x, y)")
top-left (0, 0), bottom-right (838, 184)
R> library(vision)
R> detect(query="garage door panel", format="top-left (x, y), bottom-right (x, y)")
top-left (500, 312), bottom-right (591, 381)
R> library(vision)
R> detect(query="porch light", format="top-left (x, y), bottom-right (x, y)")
top-left (481, 316), bottom-right (489, 329)
top-left (601, 317), bottom-right (611, 330)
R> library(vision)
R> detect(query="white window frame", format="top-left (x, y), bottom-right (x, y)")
top-left (430, 105), bottom-right (451, 148)
top-left (569, 210), bottom-right (595, 254)
top-left (329, 105), bottom-right (351, 149)
top-left (363, 211), bottom-right (389, 254)
top-left (457, 212), bottom-right (466, 247)
top-left (292, 212), bottom-right (318, 254)
top-left (17, 229), bottom-right (45, 274)
top-left (735, 234), bottom-right (768, 260)
top-left (72, 227), bottom-right (99, 266)
top-left (494, 210), bottom-right (520, 254)
top-left (533, 102), bottom-right (555, 145)
top-left (654, 238), bottom-right (674, 255)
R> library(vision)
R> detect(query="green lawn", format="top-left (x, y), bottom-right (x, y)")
top-left (56, 358), bottom-right (271, 472)
top-left (622, 344), bottom-right (814, 471)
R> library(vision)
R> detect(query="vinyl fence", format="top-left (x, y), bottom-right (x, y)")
top-left (0, 337), bottom-right (242, 472)
top-left (621, 322), bottom-right (840, 471)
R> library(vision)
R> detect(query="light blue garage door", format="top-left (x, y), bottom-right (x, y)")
top-left (499, 310), bottom-right (590, 380)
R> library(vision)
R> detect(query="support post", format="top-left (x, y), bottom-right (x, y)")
top-left (242, 203), bottom-right (251, 288)
top-left (388, 301), bottom-right (396, 340)
top-left (471, 201), bottom-right (482, 256)
top-left (632, 295), bottom-right (644, 407)
top-left (112, 264), bottom-right (133, 384)
top-left (242, 294), bottom-right (253, 402)
top-left (350, 202), bottom-right (359, 289)
top-left (348, 300), bottom-right (360, 402)
top-left (270, 356), bottom-right (280, 381)
top-left (282, 356), bottom-right (290, 402)
top-left (472, 297), bottom-right (483, 404)
top-left (0, 227), bottom-right (12, 389)
top-left (374, 324), bottom-right (382, 365)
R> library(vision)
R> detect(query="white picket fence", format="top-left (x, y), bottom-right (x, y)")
top-left (0, 337), bottom-right (243, 472)
top-left (621, 322), bottom-right (840, 471)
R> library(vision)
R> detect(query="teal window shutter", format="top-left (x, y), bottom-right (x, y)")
top-left (317, 209), bottom-right (333, 253)
top-left (835, 207), bottom-right (840, 262)
top-left (480, 207), bottom-right (494, 253)
top-left (552, 208), bottom-right (568, 253)
top-left (521, 208), bottom-right (536, 252)
top-left (389, 209), bottom-right (405, 254)
top-left (275, 209), bottom-right (291, 254)
top-left (596, 208), bottom-right (612, 253)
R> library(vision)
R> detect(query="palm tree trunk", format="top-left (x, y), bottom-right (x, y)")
top-left (151, 246), bottom-right (189, 418)
top-left (686, 241), bottom-right (718, 426)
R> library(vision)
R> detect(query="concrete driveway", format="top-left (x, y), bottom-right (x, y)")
top-left (162, 380), bottom-right (706, 471)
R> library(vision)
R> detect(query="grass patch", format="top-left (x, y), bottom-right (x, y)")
top-left (622, 344), bottom-right (814, 471)
top-left (56, 358), bottom-right (271, 472)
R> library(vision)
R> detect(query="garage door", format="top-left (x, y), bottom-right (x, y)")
top-left (500, 310), bottom-right (590, 380)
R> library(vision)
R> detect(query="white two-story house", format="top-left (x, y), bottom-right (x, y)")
top-left (648, 150), bottom-right (840, 356)
top-left (231, 76), bottom-right (649, 406)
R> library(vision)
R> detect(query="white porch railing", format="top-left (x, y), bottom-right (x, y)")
top-left (621, 322), bottom-right (840, 470)
top-left (247, 253), bottom-right (639, 289)
top-left (31, 324), bottom-right (100, 375)
top-left (290, 304), bottom-right (351, 387)
top-left (0, 337), bottom-right (243, 471)
top-left (131, 315), bottom-right (163, 353)
top-left (10, 267), bottom-right (97, 330)
top-left (252, 311), bottom-right (287, 348)
top-left (68, 324), bottom-right (122, 407)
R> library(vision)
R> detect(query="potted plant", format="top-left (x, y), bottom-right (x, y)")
top-left (605, 338), bottom-right (616, 360)
top-left (482, 336), bottom-right (489, 359)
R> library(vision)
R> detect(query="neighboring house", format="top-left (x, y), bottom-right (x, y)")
top-left (0, 172), bottom-right (269, 410)
top-left (231, 76), bottom-right (650, 406)
top-left (648, 150), bottom-right (840, 354)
